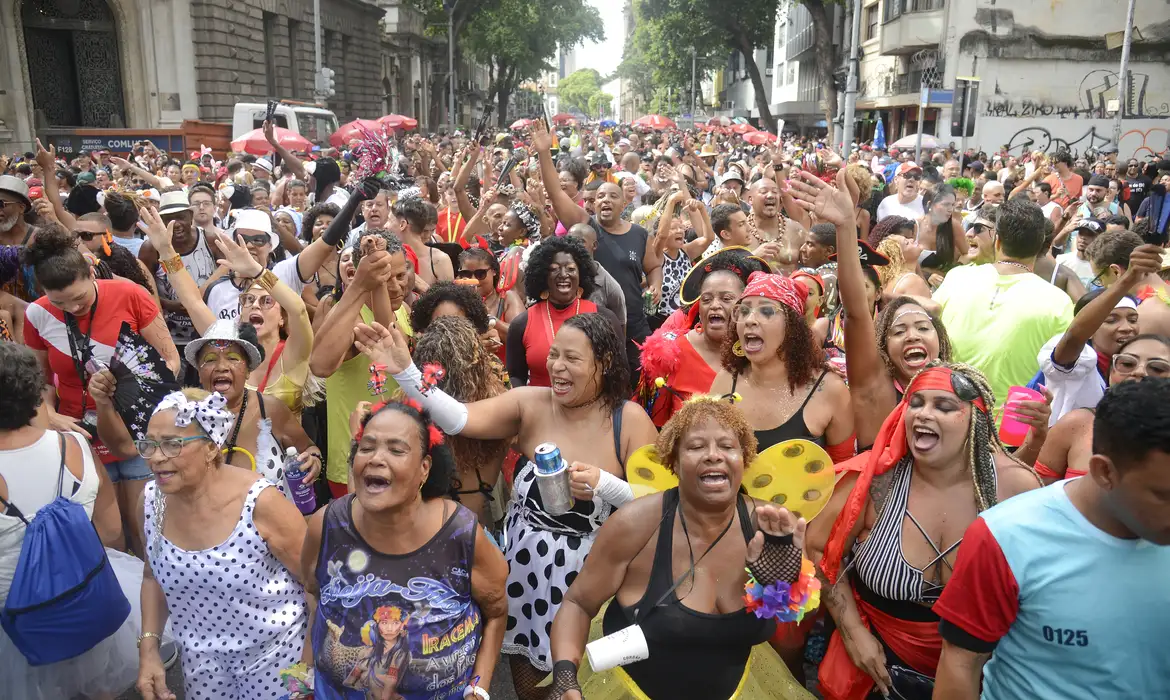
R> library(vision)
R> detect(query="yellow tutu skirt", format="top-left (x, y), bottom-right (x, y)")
top-left (572, 602), bottom-right (816, 700)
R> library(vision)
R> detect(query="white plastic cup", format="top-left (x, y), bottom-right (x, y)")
top-left (585, 624), bottom-right (650, 671)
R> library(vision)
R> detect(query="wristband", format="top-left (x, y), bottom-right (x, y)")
top-left (161, 255), bottom-right (184, 274)
top-left (592, 468), bottom-right (634, 507)
top-left (391, 363), bottom-right (469, 434)
top-left (462, 687), bottom-right (489, 700)
top-left (548, 660), bottom-right (581, 698)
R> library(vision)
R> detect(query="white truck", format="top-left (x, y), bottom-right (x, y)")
top-left (232, 100), bottom-right (340, 145)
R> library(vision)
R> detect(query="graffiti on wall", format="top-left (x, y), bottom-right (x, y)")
top-left (988, 119), bottom-right (1169, 159)
top-left (983, 70), bottom-right (1170, 120)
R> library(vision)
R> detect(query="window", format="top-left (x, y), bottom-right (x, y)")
top-left (287, 20), bottom-right (300, 97)
top-left (865, 4), bottom-right (879, 41)
top-left (262, 12), bottom-right (278, 97)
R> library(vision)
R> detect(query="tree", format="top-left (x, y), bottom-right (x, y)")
top-left (802, 0), bottom-right (840, 144)
top-left (619, 1), bottom-right (721, 116)
top-left (640, 0), bottom-right (781, 131)
top-left (558, 68), bottom-right (603, 115)
top-left (462, 0), bottom-right (604, 126)
top-left (588, 92), bottom-right (614, 119)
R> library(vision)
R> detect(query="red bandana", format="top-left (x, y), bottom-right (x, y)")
top-left (740, 271), bottom-right (807, 317)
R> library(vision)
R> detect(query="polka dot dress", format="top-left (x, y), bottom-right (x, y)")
top-left (254, 417), bottom-right (288, 499)
top-left (144, 480), bottom-right (306, 699)
top-left (501, 462), bottom-right (611, 672)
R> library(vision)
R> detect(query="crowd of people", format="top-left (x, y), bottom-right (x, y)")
top-left (0, 116), bottom-right (1168, 700)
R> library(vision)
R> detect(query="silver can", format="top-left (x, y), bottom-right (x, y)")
top-left (534, 442), bottom-right (573, 515)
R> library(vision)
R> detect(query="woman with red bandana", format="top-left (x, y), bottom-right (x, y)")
top-left (636, 247), bottom-right (768, 426)
top-left (806, 363), bottom-right (1042, 700)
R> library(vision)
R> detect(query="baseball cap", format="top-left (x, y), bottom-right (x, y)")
top-left (896, 161), bottom-right (923, 177)
top-left (1074, 218), bottom-right (1106, 236)
top-left (968, 160), bottom-right (985, 174)
top-left (1087, 174), bottom-right (1111, 189)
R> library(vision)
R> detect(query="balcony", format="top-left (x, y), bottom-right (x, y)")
top-left (881, 0), bottom-right (944, 56)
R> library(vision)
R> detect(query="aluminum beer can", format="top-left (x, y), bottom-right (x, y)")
top-left (534, 442), bottom-right (573, 515)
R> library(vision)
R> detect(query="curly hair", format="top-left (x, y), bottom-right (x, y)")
top-left (0, 343), bottom-right (45, 430)
top-left (411, 316), bottom-right (509, 494)
top-left (875, 296), bottom-right (953, 378)
top-left (95, 244), bottom-right (153, 293)
top-left (409, 281), bottom-right (491, 335)
top-left (655, 397), bottom-right (758, 476)
top-left (875, 237), bottom-right (909, 290)
top-left (1088, 230), bottom-right (1143, 271)
top-left (562, 312), bottom-right (629, 413)
top-left (301, 202), bottom-right (340, 242)
top-left (867, 214), bottom-right (915, 248)
top-left (721, 302), bottom-right (819, 393)
top-left (845, 164), bottom-right (873, 206)
top-left (21, 222), bottom-right (90, 291)
top-left (351, 228), bottom-right (404, 269)
top-left (524, 236), bottom-right (597, 301)
top-left (349, 400), bottom-right (456, 500)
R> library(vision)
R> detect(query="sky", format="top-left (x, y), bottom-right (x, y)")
top-left (576, 0), bottom-right (626, 79)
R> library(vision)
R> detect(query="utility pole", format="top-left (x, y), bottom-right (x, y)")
top-left (691, 46), bottom-right (697, 121)
top-left (1113, 0), bottom-right (1136, 148)
top-left (444, 0), bottom-right (458, 130)
top-left (841, 0), bottom-right (862, 152)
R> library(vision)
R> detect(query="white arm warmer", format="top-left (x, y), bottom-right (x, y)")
top-left (391, 363), bottom-right (469, 435)
top-left (592, 469), bottom-right (635, 508)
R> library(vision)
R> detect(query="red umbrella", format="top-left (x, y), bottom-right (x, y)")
top-left (743, 131), bottom-right (778, 146)
top-left (551, 113), bottom-right (577, 126)
top-left (378, 114), bottom-right (418, 131)
top-left (329, 119), bottom-right (381, 148)
top-left (510, 118), bottom-right (533, 130)
top-left (633, 114), bottom-right (676, 130)
top-left (708, 116), bottom-right (731, 127)
top-left (730, 122), bottom-right (758, 135)
top-left (231, 126), bottom-right (312, 156)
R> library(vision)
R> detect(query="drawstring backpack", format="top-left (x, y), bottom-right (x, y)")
top-left (0, 433), bottom-right (130, 665)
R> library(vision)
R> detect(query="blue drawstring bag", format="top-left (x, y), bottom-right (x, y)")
top-left (0, 433), bottom-right (130, 666)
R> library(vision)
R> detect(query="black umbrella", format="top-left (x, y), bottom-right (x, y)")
top-left (109, 322), bottom-right (180, 441)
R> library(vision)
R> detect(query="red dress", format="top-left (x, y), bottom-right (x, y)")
top-left (636, 321), bottom-right (719, 427)
top-left (522, 299), bottom-right (598, 387)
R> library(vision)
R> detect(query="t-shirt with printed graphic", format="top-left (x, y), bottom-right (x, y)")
top-left (312, 495), bottom-right (483, 700)
top-left (934, 482), bottom-right (1170, 699)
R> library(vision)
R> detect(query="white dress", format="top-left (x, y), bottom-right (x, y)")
top-left (0, 430), bottom-right (142, 700)
top-left (144, 478), bottom-right (306, 699)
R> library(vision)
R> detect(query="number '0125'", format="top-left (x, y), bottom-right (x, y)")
top-left (1042, 626), bottom-right (1088, 646)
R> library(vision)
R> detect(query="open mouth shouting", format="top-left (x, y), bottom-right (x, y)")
top-left (362, 472), bottom-right (392, 495)
top-left (551, 376), bottom-right (573, 397)
top-left (706, 309), bottom-right (727, 330)
top-left (902, 345), bottom-right (929, 370)
top-left (741, 332), bottom-right (765, 354)
top-left (697, 467), bottom-right (730, 490)
top-left (911, 424), bottom-right (940, 452)
top-left (210, 372), bottom-right (234, 394)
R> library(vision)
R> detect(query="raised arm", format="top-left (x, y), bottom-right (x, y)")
top-left (682, 198), bottom-right (716, 260)
top-left (263, 120), bottom-right (307, 181)
top-left (1052, 244), bottom-right (1160, 367)
top-left (36, 140), bottom-right (77, 231)
top-left (140, 207), bottom-right (216, 334)
top-left (307, 252), bottom-right (386, 378)
top-left (533, 121), bottom-right (589, 228)
top-left (789, 169), bottom-right (895, 447)
top-left (109, 155), bottom-right (162, 190)
top-left (453, 146), bottom-right (480, 221)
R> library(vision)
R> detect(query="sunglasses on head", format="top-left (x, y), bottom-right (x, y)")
top-left (456, 268), bottom-right (490, 281)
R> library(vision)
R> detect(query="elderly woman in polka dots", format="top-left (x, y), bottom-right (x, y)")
top-left (135, 388), bottom-right (310, 700)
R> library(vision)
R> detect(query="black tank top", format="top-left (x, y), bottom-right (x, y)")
top-left (731, 369), bottom-right (830, 451)
top-left (601, 489), bottom-right (774, 698)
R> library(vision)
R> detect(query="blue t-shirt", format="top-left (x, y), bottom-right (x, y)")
top-left (935, 482), bottom-right (1170, 699)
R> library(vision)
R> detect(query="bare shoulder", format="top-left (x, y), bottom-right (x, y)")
top-left (710, 369), bottom-right (734, 394)
top-left (995, 456), bottom-right (1043, 500)
top-left (598, 491), bottom-right (664, 547)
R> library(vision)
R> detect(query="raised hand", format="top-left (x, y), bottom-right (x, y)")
top-left (745, 504), bottom-right (806, 565)
top-left (353, 321), bottom-right (412, 374)
top-left (34, 139), bottom-right (57, 172)
top-left (138, 207), bottom-right (177, 257)
top-left (786, 169), bottom-right (855, 228)
top-left (215, 232), bottom-right (266, 279)
top-left (530, 120), bottom-right (553, 154)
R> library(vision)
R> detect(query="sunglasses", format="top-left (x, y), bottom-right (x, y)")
top-left (1112, 353), bottom-right (1170, 378)
top-left (457, 268), bottom-right (490, 281)
top-left (239, 293), bottom-right (277, 310)
top-left (239, 233), bottom-right (271, 246)
top-left (74, 230), bottom-right (105, 241)
top-left (903, 174), bottom-right (922, 182)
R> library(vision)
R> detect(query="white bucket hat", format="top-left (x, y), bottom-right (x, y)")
top-left (183, 319), bottom-right (263, 371)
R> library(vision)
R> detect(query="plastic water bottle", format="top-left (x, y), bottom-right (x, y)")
top-left (284, 447), bottom-right (316, 515)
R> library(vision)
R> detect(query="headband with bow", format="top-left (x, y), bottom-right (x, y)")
top-left (153, 391), bottom-right (235, 447)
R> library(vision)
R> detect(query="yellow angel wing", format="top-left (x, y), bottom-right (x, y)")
top-left (744, 440), bottom-right (835, 521)
top-left (624, 445), bottom-right (679, 497)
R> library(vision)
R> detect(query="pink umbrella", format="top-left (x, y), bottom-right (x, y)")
top-left (378, 114), bottom-right (418, 131)
top-left (510, 118), bottom-right (533, 130)
top-left (633, 114), bottom-right (676, 130)
top-left (231, 126), bottom-right (312, 156)
top-left (730, 122), bottom-right (758, 135)
top-left (742, 131), bottom-right (778, 146)
top-left (329, 119), bottom-right (381, 148)
top-left (708, 116), bottom-right (731, 127)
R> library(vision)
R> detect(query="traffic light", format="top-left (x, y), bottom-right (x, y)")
top-left (316, 66), bottom-right (336, 99)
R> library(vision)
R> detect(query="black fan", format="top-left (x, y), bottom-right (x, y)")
top-left (109, 322), bottom-right (181, 441)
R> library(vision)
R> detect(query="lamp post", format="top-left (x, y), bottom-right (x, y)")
top-left (444, 0), bottom-right (458, 130)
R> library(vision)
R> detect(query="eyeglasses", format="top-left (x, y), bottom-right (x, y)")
top-left (457, 268), bottom-right (490, 281)
top-left (1112, 353), bottom-right (1170, 377)
top-left (733, 303), bottom-right (781, 321)
top-left (1088, 268), bottom-right (1109, 289)
top-left (239, 233), bottom-right (271, 246)
top-left (239, 293), bottom-right (277, 309)
top-left (136, 436), bottom-right (211, 459)
top-left (191, 200), bottom-right (215, 209)
top-left (0, 200), bottom-right (23, 210)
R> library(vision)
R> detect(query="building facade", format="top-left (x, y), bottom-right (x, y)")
top-left (851, 0), bottom-right (1170, 158)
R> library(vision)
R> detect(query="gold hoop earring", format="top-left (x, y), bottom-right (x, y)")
top-left (732, 340), bottom-right (745, 357)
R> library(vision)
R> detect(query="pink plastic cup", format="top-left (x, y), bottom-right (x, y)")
top-left (998, 385), bottom-right (1044, 447)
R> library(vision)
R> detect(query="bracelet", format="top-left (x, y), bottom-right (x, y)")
top-left (462, 686), bottom-right (489, 700)
top-left (254, 269), bottom-right (279, 291)
top-left (161, 255), bottom-right (184, 274)
top-left (743, 558), bottom-right (822, 624)
top-left (137, 632), bottom-right (161, 649)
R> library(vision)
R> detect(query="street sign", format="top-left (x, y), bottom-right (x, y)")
top-left (39, 132), bottom-right (186, 155)
top-left (929, 89), bottom-right (954, 105)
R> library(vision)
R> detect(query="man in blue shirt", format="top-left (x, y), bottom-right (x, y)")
top-left (933, 378), bottom-right (1170, 699)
